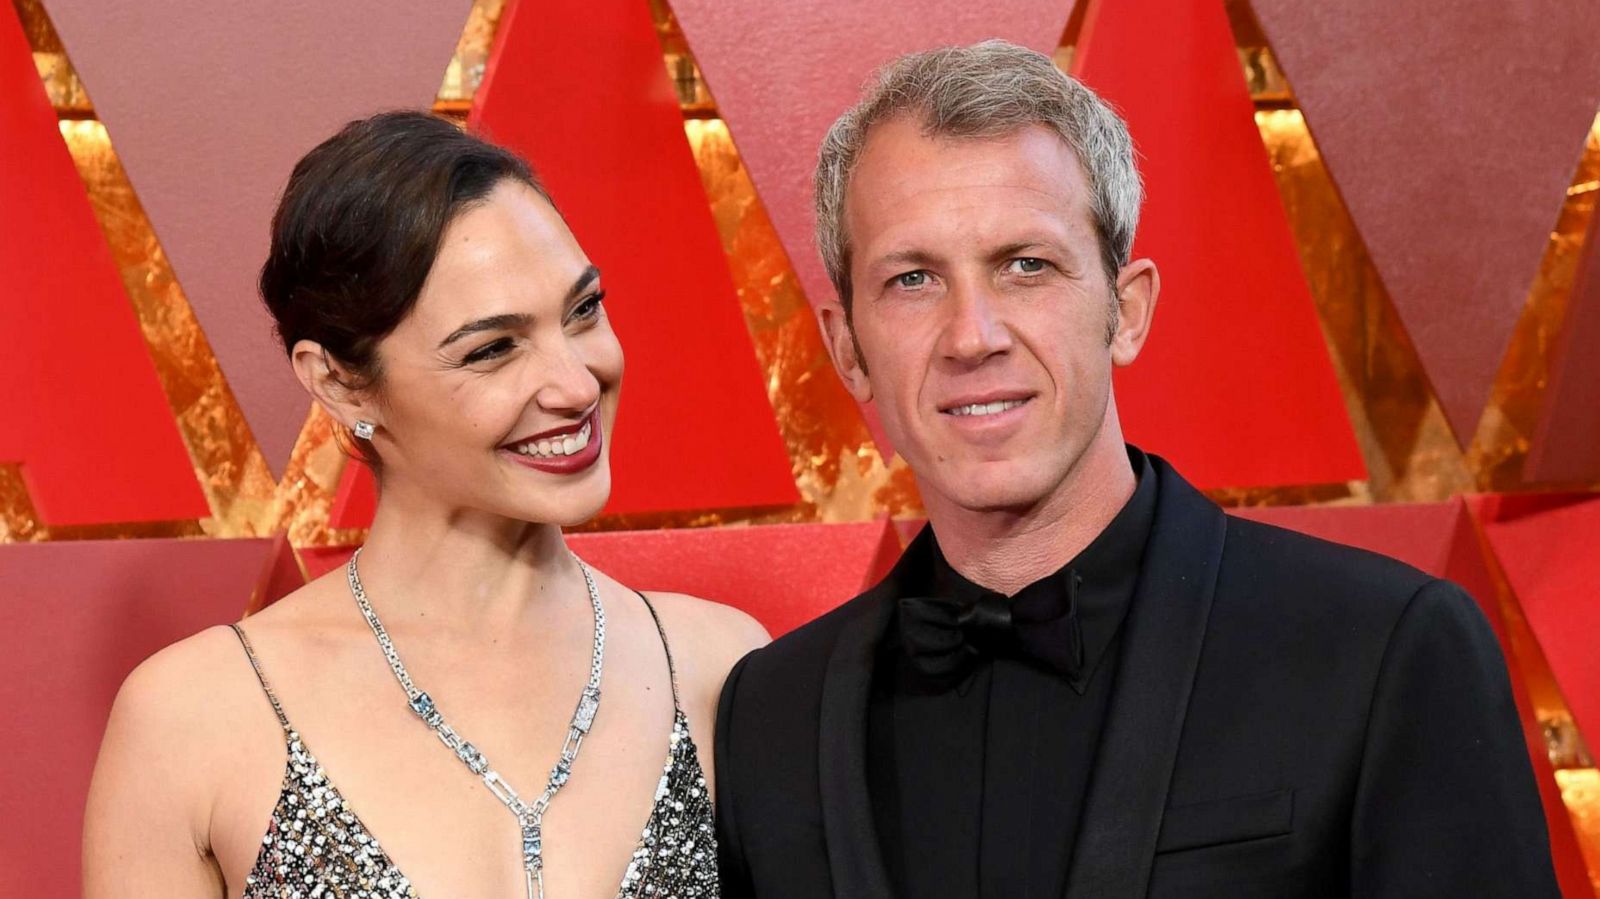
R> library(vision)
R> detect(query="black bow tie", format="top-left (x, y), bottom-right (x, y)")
top-left (898, 571), bottom-right (1086, 688)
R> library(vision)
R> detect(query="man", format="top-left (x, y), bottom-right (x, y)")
top-left (713, 40), bottom-right (1556, 898)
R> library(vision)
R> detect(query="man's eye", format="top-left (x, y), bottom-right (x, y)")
top-left (894, 271), bottom-right (929, 289)
top-left (463, 338), bottom-right (514, 364)
top-left (1009, 257), bottom-right (1048, 274)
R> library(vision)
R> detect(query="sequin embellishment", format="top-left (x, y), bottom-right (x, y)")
top-left (230, 620), bottom-right (718, 898)
top-left (619, 713), bottom-right (718, 897)
top-left (243, 731), bottom-right (418, 898)
top-left (240, 716), bottom-right (718, 898)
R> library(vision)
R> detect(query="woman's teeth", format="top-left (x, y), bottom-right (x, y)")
top-left (513, 422), bottom-right (592, 458)
top-left (947, 399), bottom-right (1028, 417)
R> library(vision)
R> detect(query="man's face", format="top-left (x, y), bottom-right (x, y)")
top-left (823, 118), bottom-right (1156, 514)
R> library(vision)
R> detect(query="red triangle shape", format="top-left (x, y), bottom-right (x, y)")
top-left (470, 0), bottom-right (797, 516)
top-left (0, 6), bottom-right (204, 526)
top-left (1481, 496), bottom-right (1600, 758)
top-left (1073, 0), bottom-right (1365, 489)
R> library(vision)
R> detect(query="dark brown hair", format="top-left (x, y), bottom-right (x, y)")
top-left (260, 111), bottom-right (547, 465)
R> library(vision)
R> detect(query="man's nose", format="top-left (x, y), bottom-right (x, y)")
top-left (941, 282), bottom-right (1013, 364)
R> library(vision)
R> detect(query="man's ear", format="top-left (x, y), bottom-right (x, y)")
top-left (1110, 258), bottom-right (1160, 367)
top-left (289, 340), bottom-right (379, 431)
top-left (817, 300), bottom-right (873, 403)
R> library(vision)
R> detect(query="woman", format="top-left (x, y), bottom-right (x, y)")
top-left (82, 111), bottom-right (766, 898)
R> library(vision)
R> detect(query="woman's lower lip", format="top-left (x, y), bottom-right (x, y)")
top-left (502, 416), bottom-right (604, 475)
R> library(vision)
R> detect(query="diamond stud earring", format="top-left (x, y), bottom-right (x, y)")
top-left (353, 420), bottom-right (376, 440)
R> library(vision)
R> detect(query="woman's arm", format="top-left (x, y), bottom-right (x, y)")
top-left (83, 646), bottom-right (227, 897)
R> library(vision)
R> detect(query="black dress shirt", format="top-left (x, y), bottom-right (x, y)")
top-left (867, 448), bottom-right (1158, 898)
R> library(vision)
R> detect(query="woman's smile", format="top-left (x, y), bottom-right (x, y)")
top-left (499, 408), bottom-right (604, 475)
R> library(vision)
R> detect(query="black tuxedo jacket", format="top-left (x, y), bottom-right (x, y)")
top-left (714, 455), bottom-right (1556, 898)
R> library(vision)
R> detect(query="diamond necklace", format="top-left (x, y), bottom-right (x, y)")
top-left (346, 548), bottom-right (605, 899)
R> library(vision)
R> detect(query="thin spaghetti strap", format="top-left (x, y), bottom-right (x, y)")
top-left (229, 623), bottom-right (292, 731)
top-left (633, 591), bottom-right (682, 712)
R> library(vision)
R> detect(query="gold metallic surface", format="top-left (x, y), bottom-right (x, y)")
top-left (1468, 116), bottom-right (1600, 492)
top-left (683, 118), bottom-right (921, 523)
top-left (59, 120), bottom-right (279, 539)
top-left (277, 406), bottom-right (368, 548)
top-left (0, 118), bottom-right (274, 541)
top-left (1225, 0), bottom-right (1291, 106)
top-left (15, 0), bottom-right (91, 115)
top-left (1252, 109), bottom-right (1476, 505)
top-left (1490, 523), bottom-right (1599, 894)
top-left (1557, 769), bottom-right (1600, 896)
top-left (0, 466), bottom-right (42, 542)
top-left (435, 0), bottom-right (505, 103)
top-left (1495, 564), bottom-right (1596, 770)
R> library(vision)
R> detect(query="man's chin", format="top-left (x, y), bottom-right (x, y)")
top-left (926, 467), bottom-right (1057, 516)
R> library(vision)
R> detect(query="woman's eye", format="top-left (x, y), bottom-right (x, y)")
top-left (570, 290), bottom-right (605, 323)
top-left (893, 271), bottom-right (929, 289)
top-left (463, 337), bottom-right (514, 364)
top-left (1009, 257), bottom-right (1048, 274)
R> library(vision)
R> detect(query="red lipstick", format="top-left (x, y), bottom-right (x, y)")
top-left (500, 410), bottom-right (603, 475)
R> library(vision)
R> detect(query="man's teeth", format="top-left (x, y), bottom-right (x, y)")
top-left (947, 399), bottom-right (1027, 417)
top-left (514, 422), bottom-right (592, 457)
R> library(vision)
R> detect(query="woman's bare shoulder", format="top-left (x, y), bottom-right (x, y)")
top-left (106, 574), bottom-right (347, 763)
top-left (635, 591), bottom-right (769, 684)
top-left (87, 624), bottom-right (269, 856)
top-left (108, 625), bottom-right (266, 756)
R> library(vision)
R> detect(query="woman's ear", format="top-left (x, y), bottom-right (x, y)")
top-left (290, 340), bottom-right (378, 432)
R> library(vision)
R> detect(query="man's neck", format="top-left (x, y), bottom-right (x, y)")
top-left (924, 436), bottom-right (1136, 596)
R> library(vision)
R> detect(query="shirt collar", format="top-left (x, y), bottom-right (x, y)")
top-left (927, 446), bottom-right (1159, 692)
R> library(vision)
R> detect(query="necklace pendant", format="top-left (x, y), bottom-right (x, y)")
top-left (574, 687), bottom-right (600, 734)
top-left (524, 863), bottom-right (542, 899)
top-left (522, 820), bottom-right (542, 867)
top-left (409, 687), bottom-right (441, 723)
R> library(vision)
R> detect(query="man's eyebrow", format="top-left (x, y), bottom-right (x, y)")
top-left (435, 265), bottom-right (601, 350)
top-left (988, 240), bottom-right (1058, 261)
top-left (870, 249), bottom-right (941, 272)
top-left (987, 239), bottom-right (1082, 270)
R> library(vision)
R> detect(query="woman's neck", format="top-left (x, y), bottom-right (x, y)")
top-left (352, 492), bottom-right (582, 634)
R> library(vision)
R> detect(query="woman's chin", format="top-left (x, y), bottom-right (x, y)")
top-left (518, 478), bottom-right (612, 528)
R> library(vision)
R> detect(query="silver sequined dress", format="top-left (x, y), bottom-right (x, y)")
top-left (229, 595), bottom-right (718, 899)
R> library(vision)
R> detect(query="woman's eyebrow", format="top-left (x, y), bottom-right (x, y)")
top-left (436, 265), bottom-right (601, 350)
top-left (437, 312), bottom-right (534, 350)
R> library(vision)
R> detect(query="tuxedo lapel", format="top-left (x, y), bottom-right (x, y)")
top-left (817, 530), bottom-right (933, 898)
top-left (1064, 457), bottom-right (1228, 899)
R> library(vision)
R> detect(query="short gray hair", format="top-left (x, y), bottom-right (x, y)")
top-left (814, 39), bottom-right (1142, 313)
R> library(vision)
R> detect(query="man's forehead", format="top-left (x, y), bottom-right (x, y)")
top-left (850, 119), bottom-right (1089, 203)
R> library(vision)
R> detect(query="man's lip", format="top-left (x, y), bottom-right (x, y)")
top-left (937, 392), bottom-right (1035, 414)
top-left (502, 409), bottom-right (596, 448)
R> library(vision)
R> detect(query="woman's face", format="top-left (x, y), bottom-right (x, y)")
top-left (361, 179), bottom-right (623, 526)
